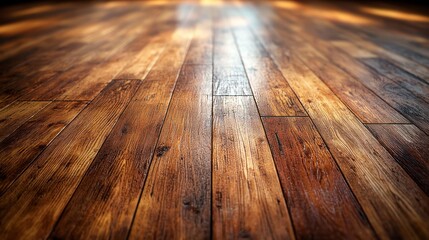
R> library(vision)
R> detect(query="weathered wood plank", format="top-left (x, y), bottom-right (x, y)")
top-left (213, 9), bottom-right (252, 96)
top-left (361, 58), bottom-right (429, 103)
top-left (294, 44), bottom-right (408, 123)
top-left (213, 66), bottom-right (252, 96)
top-left (0, 101), bottom-right (86, 193)
top-left (0, 101), bottom-right (50, 142)
top-left (241, 7), bottom-right (429, 238)
top-left (263, 117), bottom-right (375, 239)
top-left (0, 80), bottom-right (140, 240)
top-left (320, 45), bottom-right (429, 133)
top-left (129, 65), bottom-right (212, 239)
top-left (212, 96), bottom-right (295, 239)
top-left (366, 124), bottom-right (429, 196)
top-left (233, 28), bottom-right (305, 116)
top-left (51, 19), bottom-right (195, 239)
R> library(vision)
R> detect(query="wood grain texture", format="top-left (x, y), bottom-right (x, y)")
top-left (213, 66), bottom-right (252, 96)
top-left (292, 44), bottom-right (408, 123)
top-left (0, 101), bottom-right (86, 194)
top-left (263, 42), bottom-right (429, 239)
top-left (326, 47), bottom-right (429, 133)
top-left (129, 65), bottom-right (212, 239)
top-left (213, 9), bottom-right (252, 96)
top-left (236, 6), bottom-right (429, 237)
top-left (361, 58), bottom-right (429, 103)
top-left (275, 12), bottom-right (429, 132)
top-left (0, 80), bottom-right (140, 240)
top-left (50, 18), bottom-right (195, 239)
top-left (263, 117), bottom-right (376, 239)
top-left (212, 96), bottom-right (295, 239)
top-left (0, 101), bottom-right (50, 141)
top-left (1, 1), bottom-right (429, 239)
top-left (233, 28), bottom-right (305, 116)
top-left (366, 124), bottom-right (429, 196)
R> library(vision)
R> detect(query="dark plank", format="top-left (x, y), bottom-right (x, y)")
top-left (366, 124), bottom-right (429, 196)
top-left (325, 46), bottom-right (429, 133)
top-left (212, 96), bottom-right (295, 239)
top-left (0, 101), bottom-right (86, 193)
top-left (373, 40), bottom-right (429, 68)
top-left (0, 100), bottom-right (50, 141)
top-left (263, 117), bottom-right (375, 239)
top-left (361, 58), bottom-right (429, 103)
top-left (0, 80), bottom-right (140, 240)
top-left (129, 65), bottom-right (212, 239)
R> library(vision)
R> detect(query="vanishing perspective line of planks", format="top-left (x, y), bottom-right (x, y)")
top-left (0, 1), bottom-right (428, 240)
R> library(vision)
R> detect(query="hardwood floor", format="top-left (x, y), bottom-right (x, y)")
top-left (0, 1), bottom-right (428, 239)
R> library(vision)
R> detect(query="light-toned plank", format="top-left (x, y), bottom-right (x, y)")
top-left (233, 27), bottom-right (305, 116)
top-left (212, 96), bottom-right (295, 239)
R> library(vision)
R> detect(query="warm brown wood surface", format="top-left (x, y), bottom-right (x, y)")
top-left (213, 96), bottom-right (295, 239)
top-left (263, 117), bottom-right (375, 239)
top-left (0, 1), bottom-right (428, 239)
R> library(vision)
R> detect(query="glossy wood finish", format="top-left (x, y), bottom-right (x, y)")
top-left (0, 1), bottom-right (428, 239)
top-left (213, 96), bottom-right (294, 239)
top-left (263, 117), bottom-right (375, 239)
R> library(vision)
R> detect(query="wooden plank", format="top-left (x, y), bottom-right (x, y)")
top-left (0, 101), bottom-right (50, 141)
top-left (294, 44), bottom-right (408, 123)
top-left (366, 124), bottom-right (429, 196)
top-left (260, 35), bottom-right (429, 239)
top-left (360, 58), bottom-right (429, 103)
top-left (246, 8), bottom-right (410, 124)
top-left (18, 7), bottom-right (164, 101)
top-left (269, 10), bottom-right (429, 133)
top-left (0, 101), bottom-right (86, 193)
top-left (213, 12), bottom-right (243, 66)
top-left (51, 21), bottom-right (195, 239)
top-left (262, 117), bottom-right (375, 239)
top-left (372, 40), bottom-right (429, 68)
top-left (212, 96), bottom-right (295, 239)
top-left (129, 65), bottom-right (212, 239)
top-left (331, 41), bottom-right (375, 58)
top-left (213, 66), bottom-right (252, 95)
top-left (0, 80), bottom-right (140, 240)
top-left (113, 31), bottom-right (170, 80)
top-left (238, 6), bottom-right (429, 238)
top-left (321, 47), bottom-right (429, 133)
top-left (36, 17), bottom-right (158, 101)
top-left (232, 28), bottom-right (306, 116)
top-left (184, 10), bottom-right (212, 65)
top-left (213, 8), bottom-right (252, 96)
top-left (336, 27), bottom-right (429, 83)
